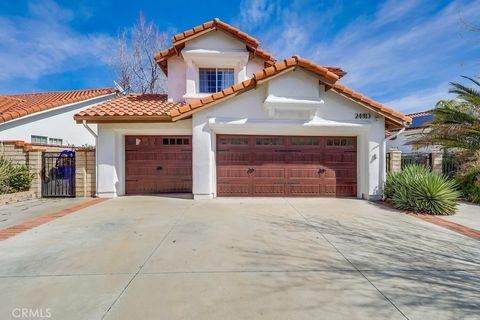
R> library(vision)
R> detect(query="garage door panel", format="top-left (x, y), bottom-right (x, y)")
top-left (217, 167), bottom-right (250, 178)
top-left (288, 152), bottom-right (323, 163)
top-left (217, 151), bottom-right (251, 164)
top-left (125, 135), bottom-right (192, 194)
top-left (253, 151), bottom-right (287, 163)
top-left (253, 184), bottom-right (285, 196)
top-left (217, 183), bottom-right (250, 196)
top-left (288, 167), bottom-right (321, 179)
top-left (216, 135), bottom-right (357, 197)
top-left (287, 184), bottom-right (321, 195)
top-left (253, 167), bottom-right (285, 178)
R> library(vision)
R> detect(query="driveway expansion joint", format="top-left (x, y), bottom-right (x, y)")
top-left (284, 198), bottom-right (410, 320)
top-left (100, 202), bottom-right (195, 320)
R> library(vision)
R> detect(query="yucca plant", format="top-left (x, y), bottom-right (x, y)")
top-left (386, 164), bottom-right (460, 215)
top-left (409, 174), bottom-right (460, 215)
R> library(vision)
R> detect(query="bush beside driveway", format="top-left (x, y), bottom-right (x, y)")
top-left (0, 196), bottom-right (478, 320)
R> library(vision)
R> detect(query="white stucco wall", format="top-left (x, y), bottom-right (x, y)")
top-left (97, 71), bottom-right (388, 200)
top-left (191, 69), bottom-right (386, 200)
top-left (0, 94), bottom-right (115, 146)
top-left (96, 120), bottom-right (192, 197)
top-left (167, 31), bottom-right (269, 103)
top-left (167, 56), bottom-right (187, 102)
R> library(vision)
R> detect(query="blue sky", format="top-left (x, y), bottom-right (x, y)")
top-left (0, 0), bottom-right (478, 113)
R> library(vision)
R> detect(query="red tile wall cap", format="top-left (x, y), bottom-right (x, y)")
top-left (407, 110), bottom-right (432, 118)
top-left (0, 88), bottom-right (117, 124)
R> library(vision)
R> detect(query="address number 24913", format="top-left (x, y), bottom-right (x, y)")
top-left (355, 113), bottom-right (371, 119)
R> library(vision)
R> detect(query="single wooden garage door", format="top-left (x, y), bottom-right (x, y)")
top-left (125, 135), bottom-right (192, 194)
top-left (216, 135), bottom-right (357, 197)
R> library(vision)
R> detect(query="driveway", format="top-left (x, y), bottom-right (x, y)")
top-left (0, 196), bottom-right (479, 320)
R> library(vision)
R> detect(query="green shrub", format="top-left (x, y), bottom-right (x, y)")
top-left (385, 164), bottom-right (460, 215)
top-left (455, 163), bottom-right (480, 204)
top-left (0, 158), bottom-right (33, 194)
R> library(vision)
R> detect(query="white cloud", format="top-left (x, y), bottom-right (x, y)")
top-left (0, 0), bottom-right (115, 82)
top-left (232, 0), bottom-right (480, 113)
top-left (383, 84), bottom-right (454, 113)
top-left (234, 0), bottom-right (276, 32)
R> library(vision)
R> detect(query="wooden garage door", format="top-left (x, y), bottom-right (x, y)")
top-left (216, 135), bottom-right (357, 197)
top-left (125, 135), bottom-right (192, 194)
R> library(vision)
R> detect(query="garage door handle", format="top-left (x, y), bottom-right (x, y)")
top-left (157, 166), bottom-right (163, 170)
top-left (247, 168), bottom-right (255, 175)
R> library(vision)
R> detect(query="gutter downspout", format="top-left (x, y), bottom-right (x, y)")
top-left (381, 126), bottom-right (406, 199)
top-left (82, 120), bottom-right (98, 197)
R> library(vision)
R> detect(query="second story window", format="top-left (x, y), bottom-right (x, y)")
top-left (199, 68), bottom-right (234, 93)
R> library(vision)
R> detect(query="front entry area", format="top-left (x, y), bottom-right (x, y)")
top-left (216, 135), bottom-right (357, 197)
top-left (125, 135), bottom-right (192, 194)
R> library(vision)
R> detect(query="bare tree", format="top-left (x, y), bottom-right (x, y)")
top-left (112, 13), bottom-right (168, 94)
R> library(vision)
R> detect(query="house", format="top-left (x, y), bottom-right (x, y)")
top-left (0, 88), bottom-right (117, 146)
top-left (74, 18), bottom-right (411, 200)
top-left (386, 111), bottom-right (438, 153)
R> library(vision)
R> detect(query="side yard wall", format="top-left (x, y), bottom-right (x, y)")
top-left (0, 141), bottom-right (96, 198)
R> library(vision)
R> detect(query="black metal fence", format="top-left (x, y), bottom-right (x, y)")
top-left (401, 153), bottom-right (432, 170)
top-left (42, 151), bottom-right (76, 197)
top-left (387, 151), bottom-right (462, 178)
top-left (386, 153), bottom-right (391, 172)
top-left (442, 154), bottom-right (462, 178)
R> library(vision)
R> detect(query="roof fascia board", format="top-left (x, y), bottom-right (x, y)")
top-left (75, 115), bottom-right (172, 124)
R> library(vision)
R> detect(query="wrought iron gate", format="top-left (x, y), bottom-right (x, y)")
top-left (42, 151), bottom-right (76, 197)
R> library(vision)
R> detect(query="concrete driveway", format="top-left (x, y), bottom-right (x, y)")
top-left (0, 197), bottom-right (479, 320)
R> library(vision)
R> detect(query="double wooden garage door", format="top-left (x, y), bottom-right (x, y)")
top-left (124, 134), bottom-right (357, 197)
top-left (217, 135), bottom-right (357, 197)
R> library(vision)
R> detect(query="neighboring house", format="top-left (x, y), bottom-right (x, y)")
top-left (0, 88), bottom-right (117, 146)
top-left (74, 18), bottom-right (411, 200)
top-left (386, 111), bottom-right (438, 153)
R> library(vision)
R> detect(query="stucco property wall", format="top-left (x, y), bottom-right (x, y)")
top-left (0, 94), bottom-right (114, 146)
top-left (0, 141), bottom-right (95, 198)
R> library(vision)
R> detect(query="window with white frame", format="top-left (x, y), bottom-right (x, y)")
top-left (31, 135), bottom-right (48, 144)
top-left (49, 138), bottom-right (63, 145)
top-left (199, 68), bottom-right (234, 93)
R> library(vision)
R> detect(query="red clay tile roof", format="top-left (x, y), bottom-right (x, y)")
top-left (407, 111), bottom-right (432, 118)
top-left (154, 19), bottom-right (276, 76)
top-left (74, 94), bottom-right (186, 122)
top-left (75, 56), bottom-right (410, 128)
top-left (168, 55), bottom-right (411, 128)
top-left (331, 83), bottom-right (412, 126)
top-left (0, 88), bottom-right (116, 124)
top-left (171, 18), bottom-right (260, 47)
top-left (325, 66), bottom-right (347, 79)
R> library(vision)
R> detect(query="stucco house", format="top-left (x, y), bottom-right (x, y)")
top-left (0, 88), bottom-right (117, 146)
top-left (386, 111), bottom-right (438, 153)
top-left (74, 18), bottom-right (412, 200)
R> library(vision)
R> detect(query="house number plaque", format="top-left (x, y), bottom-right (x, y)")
top-left (354, 113), bottom-right (372, 119)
